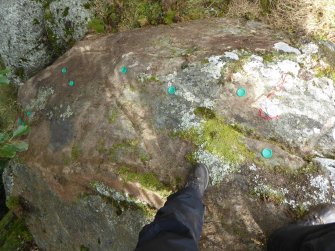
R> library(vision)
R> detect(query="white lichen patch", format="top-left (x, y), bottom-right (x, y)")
top-left (179, 109), bottom-right (202, 130)
top-left (301, 43), bottom-right (319, 55)
top-left (137, 73), bottom-right (159, 83)
top-left (253, 183), bottom-right (288, 201)
top-left (46, 104), bottom-right (73, 120)
top-left (201, 56), bottom-right (226, 79)
top-left (249, 164), bottom-right (257, 171)
top-left (313, 157), bottom-right (335, 189)
top-left (309, 175), bottom-right (331, 203)
top-left (176, 90), bottom-right (201, 103)
top-left (228, 46), bottom-right (335, 129)
top-left (163, 44), bottom-right (335, 190)
top-left (224, 51), bottom-right (239, 60)
top-left (26, 87), bottom-right (54, 112)
top-left (195, 150), bottom-right (236, 185)
top-left (274, 42), bottom-right (301, 55)
top-left (92, 181), bottom-right (150, 207)
top-left (59, 105), bottom-right (73, 120)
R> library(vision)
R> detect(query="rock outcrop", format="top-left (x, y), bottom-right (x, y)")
top-left (0, 0), bottom-right (91, 83)
top-left (4, 18), bottom-right (335, 250)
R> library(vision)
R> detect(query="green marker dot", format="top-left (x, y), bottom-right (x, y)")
top-left (168, 86), bottom-right (176, 95)
top-left (262, 148), bottom-right (273, 159)
top-left (68, 80), bottom-right (75, 87)
top-left (120, 66), bottom-right (128, 74)
top-left (61, 67), bottom-right (68, 74)
top-left (237, 87), bottom-right (246, 97)
top-left (26, 111), bottom-right (31, 117)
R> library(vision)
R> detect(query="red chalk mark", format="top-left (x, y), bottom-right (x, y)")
top-left (258, 74), bottom-right (288, 121)
top-left (258, 108), bottom-right (280, 120)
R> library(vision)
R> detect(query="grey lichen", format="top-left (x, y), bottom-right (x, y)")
top-left (91, 181), bottom-right (155, 219)
top-left (59, 105), bottom-right (74, 120)
top-left (26, 87), bottom-right (54, 113)
top-left (46, 104), bottom-right (73, 120)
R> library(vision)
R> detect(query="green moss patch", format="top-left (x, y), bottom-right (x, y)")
top-left (71, 144), bottom-right (81, 160)
top-left (88, 18), bottom-right (105, 33)
top-left (183, 115), bottom-right (254, 164)
top-left (108, 108), bottom-right (118, 124)
top-left (194, 107), bottom-right (216, 120)
top-left (315, 65), bottom-right (335, 82)
top-left (118, 167), bottom-right (171, 197)
top-left (107, 139), bottom-right (150, 165)
top-left (164, 10), bottom-right (176, 25)
top-left (5, 197), bottom-right (20, 211)
top-left (202, 119), bottom-right (254, 164)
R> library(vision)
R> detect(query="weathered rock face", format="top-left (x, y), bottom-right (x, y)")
top-left (4, 18), bottom-right (335, 250)
top-left (0, 0), bottom-right (91, 83)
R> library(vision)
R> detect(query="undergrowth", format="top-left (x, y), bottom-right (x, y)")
top-left (0, 210), bottom-right (34, 250)
top-left (86, 0), bottom-right (335, 42)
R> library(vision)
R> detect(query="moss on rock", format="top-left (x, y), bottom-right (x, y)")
top-left (182, 115), bottom-right (255, 165)
top-left (118, 166), bottom-right (171, 197)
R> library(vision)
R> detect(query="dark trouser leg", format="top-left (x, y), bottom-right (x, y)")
top-left (267, 222), bottom-right (335, 251)
top-left (136, 187), bottom-right (205, 247)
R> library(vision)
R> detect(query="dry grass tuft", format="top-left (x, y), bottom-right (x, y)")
top-left (266, 0), bottom-right (335, 41)
top-left (227, 0), bottom-right (335, 42)
top-left (226, 0), bottom-right (262, 20)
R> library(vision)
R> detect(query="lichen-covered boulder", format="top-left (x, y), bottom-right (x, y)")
top-left (4, 18), bottom-right (335, 250)
top-left (0, 0), bottom-right (91, 83)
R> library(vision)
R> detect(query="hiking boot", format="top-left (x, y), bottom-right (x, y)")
top-left (185, 164), bottom-right (209, 197)
top-left (298, 204), bottom-right (335, 226)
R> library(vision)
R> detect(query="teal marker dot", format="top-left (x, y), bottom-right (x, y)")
top-left (237, 87), bottom-right (247, 97)
top-left (61, 67), bottom-right (68, 74)
top-left (18, 118), bottom-right (25, 126)
top-left (26, 111), bottom-right (31, 117)
top-left (168, 86), bottom-right (176, 95)
top-left (262, 148), bottom-right (273, 159)
top-left (120, 66), bottom-right (128, 74)
top-left (68, 80), bottom-right (75, 87)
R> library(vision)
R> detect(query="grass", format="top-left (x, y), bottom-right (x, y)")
top-left (0, 210), bottom-right (34, 250)
top-left (89, 0), bottom-right (230, 33)
top-left (87, 0), bottom-right (335, 43)
top-left (227, 0), bottom-right (335, 42)
top-left (0, 84), bottom-right (19, 133)
top-left (5, 197), bottom-right (20, 211)
top-left (88, 18), bottom-right (105, 33)
top-left (164, 9), bottom-right (176, 25)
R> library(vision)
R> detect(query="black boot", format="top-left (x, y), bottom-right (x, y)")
top-left (185, 164), bottom-right (209, 197)
top-left (298, 204), bottom-right (335, 226)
